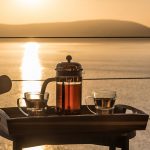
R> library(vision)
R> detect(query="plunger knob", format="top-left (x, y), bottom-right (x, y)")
top-left (66, 55), bottom-right (72, 63)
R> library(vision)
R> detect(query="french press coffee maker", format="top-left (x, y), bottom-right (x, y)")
top-left (41, 55), bottom-right (83, 114)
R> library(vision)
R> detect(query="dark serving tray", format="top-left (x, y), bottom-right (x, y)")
top-left (0, 104), bottom-right (149, 140)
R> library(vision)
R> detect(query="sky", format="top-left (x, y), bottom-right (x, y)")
top-left (0, 0), bottom-right (149, 27)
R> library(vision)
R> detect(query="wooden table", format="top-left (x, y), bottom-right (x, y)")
top-left (0, 105), bottom-right (149, 150)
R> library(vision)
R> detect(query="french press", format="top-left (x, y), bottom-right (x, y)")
top-left (41, 55), bottom-right (83, 114)
top-left (55, 55), bottom-right (83, 114)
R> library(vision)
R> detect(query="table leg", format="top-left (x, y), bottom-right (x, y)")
top-left (121, 137), bottom-right (129, 150)
top-left (13, 140), bottom-right (22, 150)
top-left (109, 145), bottom-right (116, 150)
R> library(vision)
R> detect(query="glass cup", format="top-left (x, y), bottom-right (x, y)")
top-left (85, 90), bottom-right (116, 115)
top-left (17, 92), bottom-right (49, 116)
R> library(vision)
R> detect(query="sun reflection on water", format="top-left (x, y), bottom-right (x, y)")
top-left (23, 146), bottom-right (45, 150)
top-left (21, 42), bottom-right (44, 150)
top-left (21, 42), bottom-right (42, 93)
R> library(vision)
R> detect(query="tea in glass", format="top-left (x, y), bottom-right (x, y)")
top-left (17, 92), bottom-right (49, 116)
top-left (85, 90), bottom-right (116, 115)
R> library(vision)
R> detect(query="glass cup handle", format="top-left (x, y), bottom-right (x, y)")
top-left (17, 98), bottom-right (28, 116)
top-left (85, 96), bottom-right (97, 115)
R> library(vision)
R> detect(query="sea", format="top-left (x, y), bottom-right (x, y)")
top-left (0, 38), bottom-right (150, 150)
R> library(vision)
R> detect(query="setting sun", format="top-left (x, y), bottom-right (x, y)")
top-left (16, 0), bottom-right (42, 8)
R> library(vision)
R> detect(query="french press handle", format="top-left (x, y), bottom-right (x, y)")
top-left (41, 77), bottom-right (56, 94)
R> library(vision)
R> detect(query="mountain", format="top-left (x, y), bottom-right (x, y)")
top-left (0, 20), bottom-right (150, 37)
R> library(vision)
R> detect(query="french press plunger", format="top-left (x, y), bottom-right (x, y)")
top-left (41, 55), bottom-right (83, 114)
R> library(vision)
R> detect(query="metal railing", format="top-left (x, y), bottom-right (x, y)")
top-left (11, 77), bottom-right (150, 82)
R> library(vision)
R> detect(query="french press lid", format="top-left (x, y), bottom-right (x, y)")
top-left (55, 55), bottom-right (83, 77)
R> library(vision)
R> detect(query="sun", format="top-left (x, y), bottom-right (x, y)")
top-left (16, 0), bottom-right (42, 8)
top-left (23, 0), bottom-right (41, 6)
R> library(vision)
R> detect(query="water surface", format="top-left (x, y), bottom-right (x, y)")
top-left (0, 38), bottom-right (149, 150)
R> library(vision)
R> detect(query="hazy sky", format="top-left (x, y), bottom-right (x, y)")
top-left (0, 0), bottom-right (149, 27)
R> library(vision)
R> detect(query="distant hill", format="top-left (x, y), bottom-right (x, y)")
top-left (0, 20), bottom-right (150, 37)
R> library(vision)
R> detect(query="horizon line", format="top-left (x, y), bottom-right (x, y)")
top-left (0, 37), bottom-right (150, 38)
top-left (0, 19), bottom-right (149, 28)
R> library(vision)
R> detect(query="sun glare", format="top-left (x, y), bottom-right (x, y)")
top-left (21, 42), bottom-right (46, 150)
top-left (21, 42), bottom-right (42, 94)
top-left (17, 0), bottom-right (42, 7)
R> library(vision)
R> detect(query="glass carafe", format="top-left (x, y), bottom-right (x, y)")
top-left (41, 55), bottom-right (83, 115)
top-left (55, 55), bottom-right (83, 114)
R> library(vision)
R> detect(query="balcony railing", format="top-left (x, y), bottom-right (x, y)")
top-left (11, 77), bottom-right (150, 82)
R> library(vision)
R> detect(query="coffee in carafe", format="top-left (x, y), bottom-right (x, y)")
top-left (55, 55), bottom-right (83, 114)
